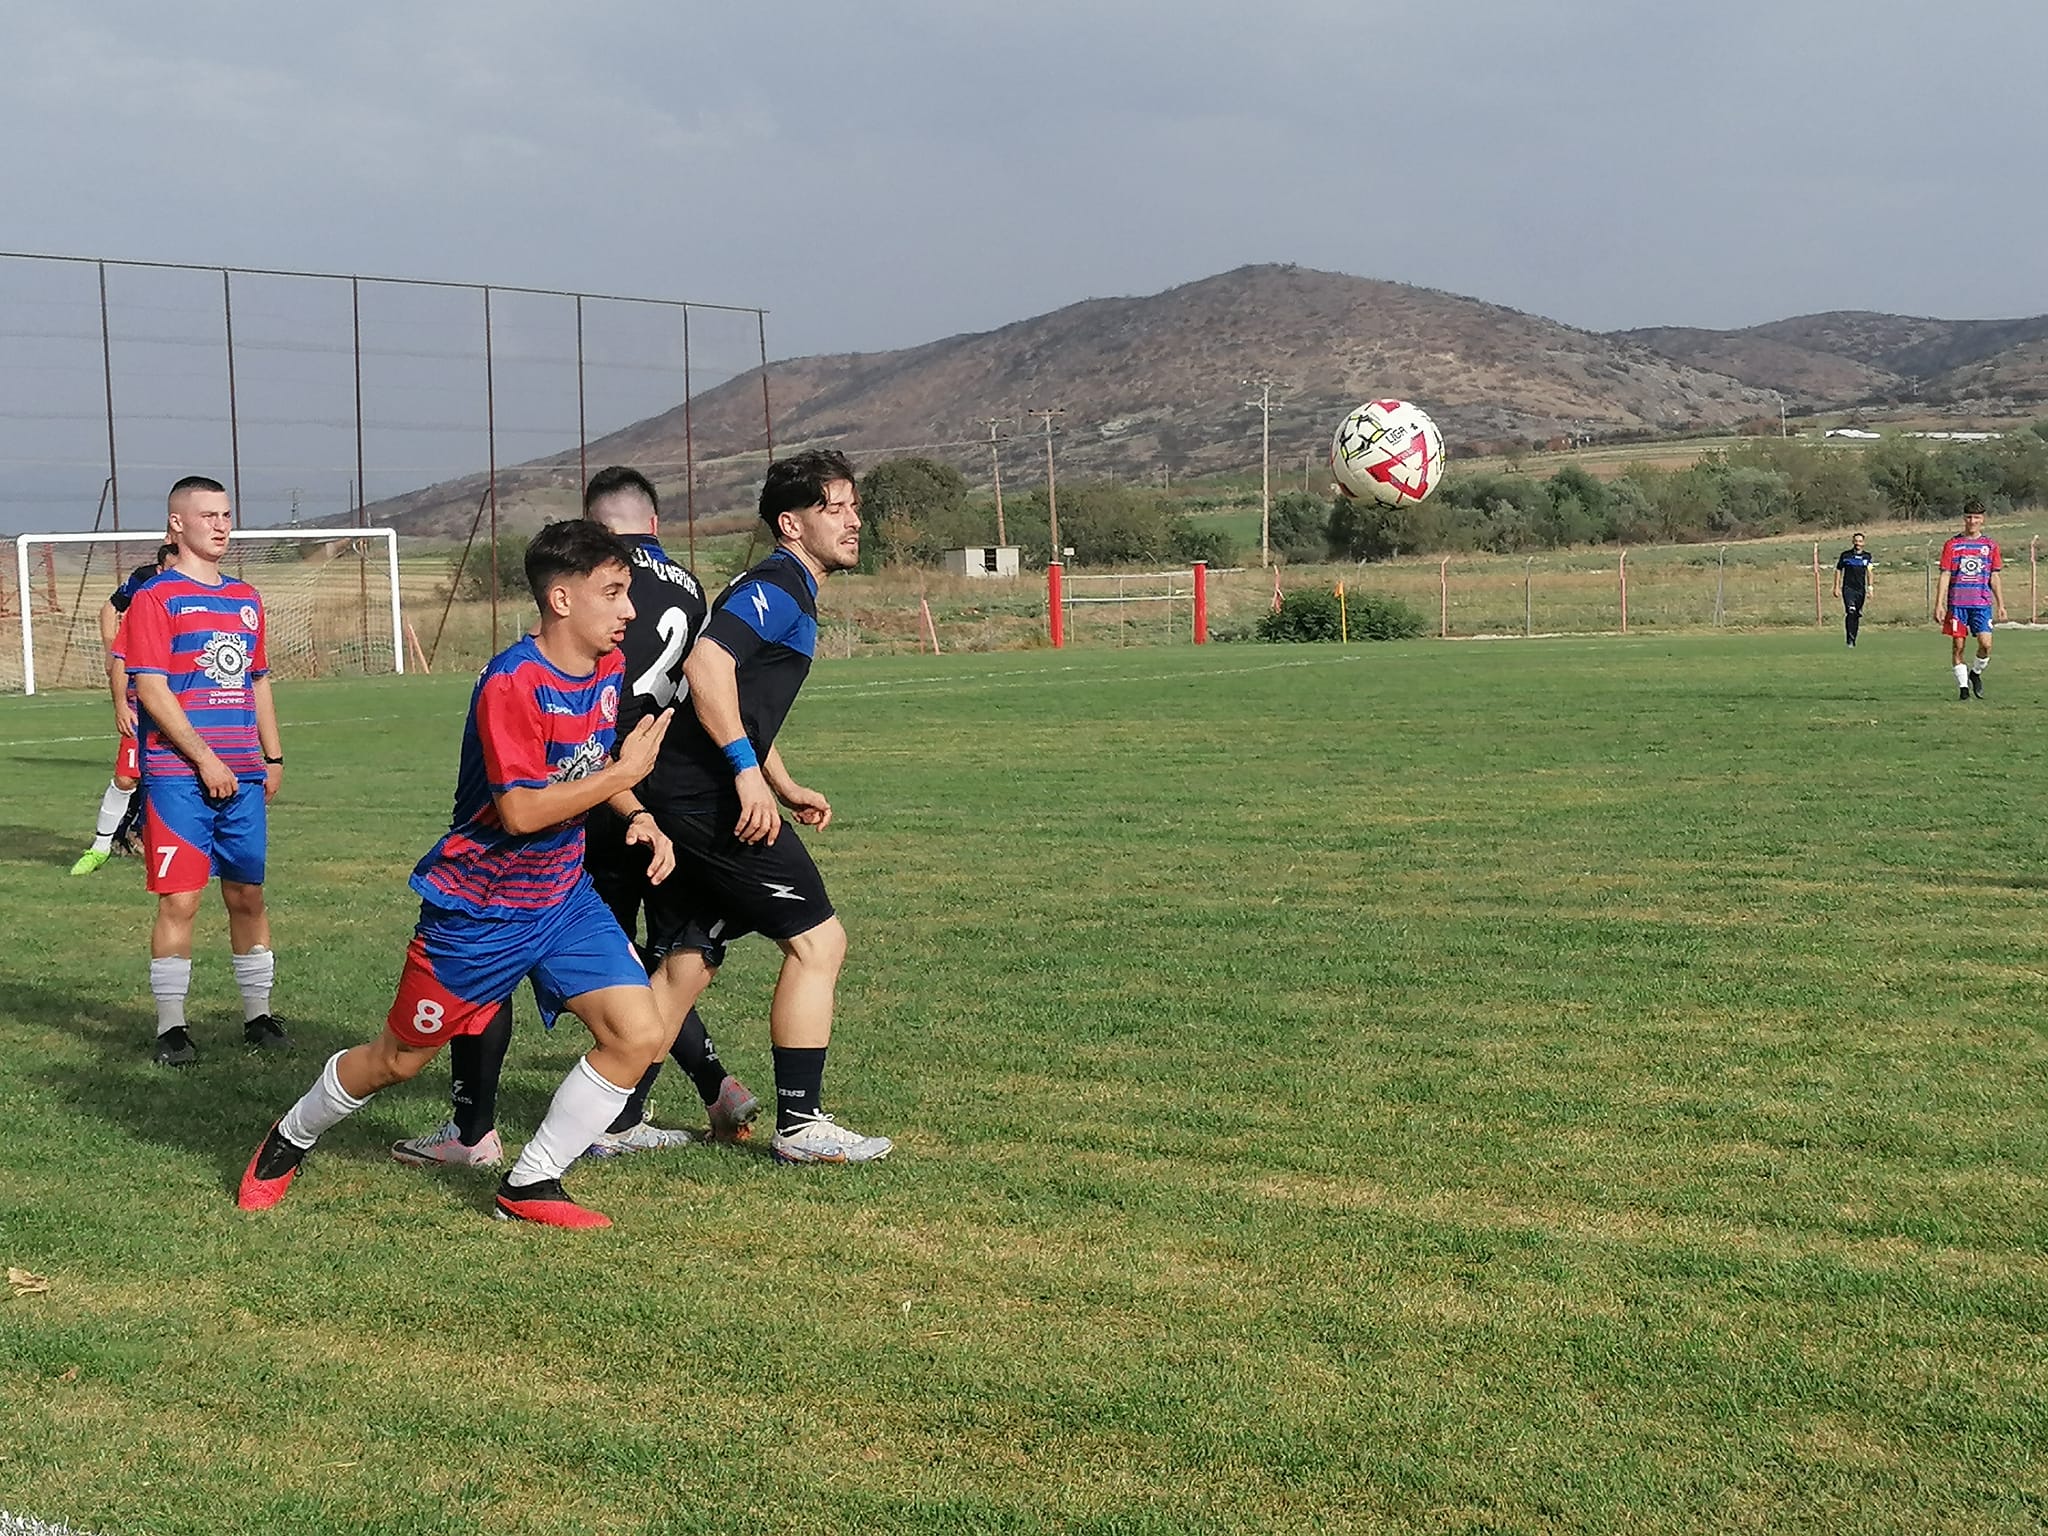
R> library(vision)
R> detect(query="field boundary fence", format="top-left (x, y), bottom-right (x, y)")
top-left (0, 250), bottom-right (774, 671)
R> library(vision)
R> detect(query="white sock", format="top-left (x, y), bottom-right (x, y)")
top-left (1970, 656), bottom-right (1990, 675)
top-left (150, 956), bottom-right (191, 1036)
top-left (232, 947), bottom-right (275, 1022)
top-left (91, 782), bottom-right (133, 853)
top-left (507, 1056), bottom-right (632, 1186)
top-left (1955, 663), bottom-right (1970, 687)
top-left (278, 1051), bottom-right (370, 1150)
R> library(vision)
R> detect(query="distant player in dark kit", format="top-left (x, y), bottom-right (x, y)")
top-left (121, 479), bottom-right (289, 1065)
top-left (1936, 499), bottom-right (2005, 699)
top-left (239, 519), bottom-right (681, 1229)
top-left (645, 447), bottom-right (891, 1164)
top-left (388, 467), bottom-right (759, 1171)
top-left (72, 538), bottom-right (178, 875)
top-left (1832, 532), bottom-right (1875, 647)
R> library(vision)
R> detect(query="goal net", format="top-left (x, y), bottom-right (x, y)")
top-left (7, 529), bottom-right (404, 694)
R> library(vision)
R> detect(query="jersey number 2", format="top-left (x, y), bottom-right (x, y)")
top-left (632, 607), bottom-right (694, 708)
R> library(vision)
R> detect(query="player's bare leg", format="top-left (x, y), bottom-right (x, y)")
top-left (494, 983), bottom-right (669, 1227)
top-left (148, 889), bottom-right (204, 1066)
top-left (764, 917), bottom-right (890, 1165)
top-left (222, 879), bottom-right (290, 1050)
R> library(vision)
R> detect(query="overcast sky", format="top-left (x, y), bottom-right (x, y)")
top-left (8, 0), bottom-right (2048, 357)
top-left (4, 0), bottom-right (2046, 533)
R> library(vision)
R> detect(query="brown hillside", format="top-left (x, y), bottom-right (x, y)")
top-left (359, 264), bottom-right (1774, 538)
top-left (1616, 310), bottom-right (2048, 409)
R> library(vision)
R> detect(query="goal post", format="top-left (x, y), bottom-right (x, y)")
top-left (1047, 561), bottom-right (1211, 648)
top-left (11, 528), bottom-right (405, 695)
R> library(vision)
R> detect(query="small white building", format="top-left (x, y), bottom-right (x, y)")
top-left (942, 546), bottom-right (1021, 579)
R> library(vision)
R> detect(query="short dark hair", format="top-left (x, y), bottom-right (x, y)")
top-left (1964, 497), bottom-right (1986, 517)
top-left (759, 449), bottom-right (856, 530)
top-left (524, 519), bottom-right (632, 607)
top-left (168, 475), bottom-right (226, 499)
top-left (583, 465), bottom-right (659, 518)
top-left (154, 542), bottom-right (178, 567)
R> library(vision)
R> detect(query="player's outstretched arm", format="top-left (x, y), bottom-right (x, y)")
top-left (132, 674), bottom-right (237, 799)
top-left (763, 745), bottom-right (831, 829)
top-left (682, 639), bottom-right (779, 845)
top-left (1991, 570), bottom-right (2007, 620)
top-left (493, 710), bottom-right (673, 835)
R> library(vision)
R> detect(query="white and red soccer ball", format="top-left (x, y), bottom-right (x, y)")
top-left (1330, 399), bottom-right (1444, 507)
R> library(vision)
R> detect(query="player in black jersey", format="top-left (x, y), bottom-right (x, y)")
top-left (389, 468), bottom-right (760, 1171)
top-left (1833, 533), bottom-right (1875, 646)
top-left (646, 447), bottom-right (891, 1164)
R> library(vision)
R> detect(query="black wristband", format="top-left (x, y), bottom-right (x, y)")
top-left (627, 808), bottom-right (653, 825)
top-left (263, 755), bottom-right (284, 765)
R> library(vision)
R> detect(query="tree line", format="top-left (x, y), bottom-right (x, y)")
top-left (853, 424), bottom-right (2048, 570)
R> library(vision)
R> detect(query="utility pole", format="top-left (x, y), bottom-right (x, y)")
top-left (1029, 407), bottom-right (1064, 561)
top-left (1244, 380), bottom-right (1282, 567)
top-left (983, 418), bottom-right (1008, 545)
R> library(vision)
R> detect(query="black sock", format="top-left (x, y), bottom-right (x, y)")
top-left (670, 1008), bottom-right (729, 1104)
top-left (450, 1001), bottom-right (513, 1145)
top-left (1846, 612), bottom-right (1860, 644)
top-left (608, 1060), bottom-right (664, 1135)
top-left (772, 1045), bottom-right (828, 1133)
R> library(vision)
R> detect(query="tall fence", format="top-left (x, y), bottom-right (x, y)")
top-left (0, 251), bottom-right (773, 660)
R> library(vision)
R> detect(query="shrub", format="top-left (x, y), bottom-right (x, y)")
top-left (1256, 588), bottom-right (1426, 642)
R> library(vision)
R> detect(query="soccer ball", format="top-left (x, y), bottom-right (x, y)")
top-left (1330, 399), bottom-right (1444, 507)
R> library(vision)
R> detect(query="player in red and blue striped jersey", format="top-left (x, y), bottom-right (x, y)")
top-left (240, 519), bottom-right (683, 1229)
top-left (70, 538), bottom-right (177, 876)
top-left (1936, 499), bottom-right (2006, 699)
top-left (121, 478), bottom-right (289, 1066)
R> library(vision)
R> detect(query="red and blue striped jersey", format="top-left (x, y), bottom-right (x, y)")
top-left (120, 571), bottom-right (270, 781)
top-left (1940, 536), bottom-right (2001, 608)
top-left (409, 636), bottom-right (625, 918)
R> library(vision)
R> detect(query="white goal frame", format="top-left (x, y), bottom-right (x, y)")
top-left (13, 527), bottom-right (404, 695)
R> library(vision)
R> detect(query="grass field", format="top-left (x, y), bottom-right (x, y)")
top-left (1, 633), bottom-right (2045, 1534)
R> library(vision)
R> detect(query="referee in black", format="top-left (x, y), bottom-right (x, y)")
top-left (642, 448), bottom-right (892, 1165)
top-left (1834, 532), bottom-right (1875, 646)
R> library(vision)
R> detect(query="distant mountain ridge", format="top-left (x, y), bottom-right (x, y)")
top-left (356, 266), bottom-right (2048, 538)
top-left (1615, 310), bottom-right (2048, 408)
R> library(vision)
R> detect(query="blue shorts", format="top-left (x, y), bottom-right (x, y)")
top-left (385, 876), bottom-right (648, 1046)
top-left (143, 775), bottom-right (266, 893)
top-left (1954, 605), bottom-right (1994, 636)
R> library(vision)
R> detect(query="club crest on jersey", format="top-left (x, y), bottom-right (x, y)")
top-left (551, 735), bottom-right (608, 784)
top-left (599, 684), bottom-right (619, 723)
top-left (197, 631), bottom-right (251, 687)
top-left (239, 603), bottom-right (259, 629)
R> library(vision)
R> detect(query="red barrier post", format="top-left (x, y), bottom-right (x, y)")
top-left (2032, 536), bottom-right (2039, 623)
top-left (1047, 560), bottom-right (1065, 649)
top-left (1191, 561), bottom-right (1208, 644)
top-left (1618, 549), bottom-right (1629, 635)
top-left (1439, 556), bottom-right (1449, 638)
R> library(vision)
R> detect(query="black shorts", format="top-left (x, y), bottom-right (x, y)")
top-left (583, 804), bottom-right (649, 940)
top-left (1842, 592), bottom-right (1865, 615)
top-left (642, 808), bottom-right (835, 969)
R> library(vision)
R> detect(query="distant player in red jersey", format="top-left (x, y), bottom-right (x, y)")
top-left (70, 538), bottom-right (177, 876)
top-left (1936, 499), bottom-right (2005, 700)
top-left (121, 478), bottom-right (289, 1065)
top-left (239, 519), bottom-right (681, 1229)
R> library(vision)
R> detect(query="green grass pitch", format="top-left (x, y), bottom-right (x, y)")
top-left (0, 631), bottom-right (2043, 1535)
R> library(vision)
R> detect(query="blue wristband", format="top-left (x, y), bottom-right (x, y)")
top-left (721, 736), bottom-right (759, 774)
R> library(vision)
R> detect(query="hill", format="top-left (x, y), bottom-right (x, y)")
top-left (357, 264), bottom-right (1776, 538)
top-left (1615, 310), bottom-right (2048, 409)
